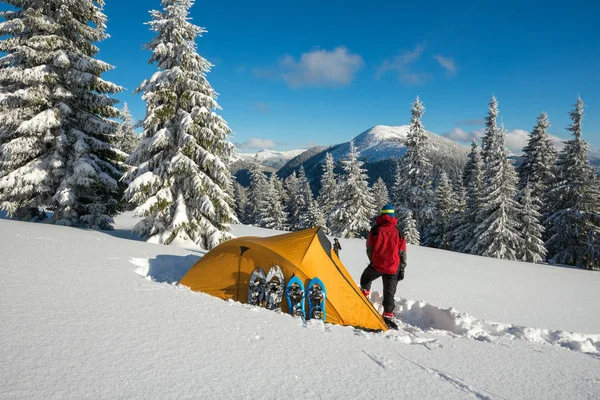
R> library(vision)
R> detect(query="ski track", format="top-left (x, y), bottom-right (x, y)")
top-left (390, 350), bottom-right (505, 400)
top-left (130, 257), bottom-right (600, 358)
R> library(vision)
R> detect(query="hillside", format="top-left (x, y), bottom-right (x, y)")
top-left (277, 125), bottom-right (469, 193)
top-left (1, 214), bottom-right (599, 399)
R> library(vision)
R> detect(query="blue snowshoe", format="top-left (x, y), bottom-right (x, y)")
top-left (285, 276), bottom-right (305, 318)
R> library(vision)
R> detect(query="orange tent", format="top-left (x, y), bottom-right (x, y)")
top-left (179, 227), bottom-right (388, 331)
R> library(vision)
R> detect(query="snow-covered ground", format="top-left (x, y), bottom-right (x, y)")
top-left (2, 214), bottom-right (600, 399)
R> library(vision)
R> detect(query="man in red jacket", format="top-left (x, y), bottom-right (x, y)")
top-left (360, 204), bottom-right (407, 329)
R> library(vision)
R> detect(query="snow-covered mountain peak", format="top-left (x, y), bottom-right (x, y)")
top-left (358, 125), bottom-right (412, 142)
top-left (329, 125), bottom-right (469, 163)
top-left (236, 148), bottom-right (306, 170)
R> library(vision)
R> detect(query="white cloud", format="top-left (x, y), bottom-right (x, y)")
top-left (272, 46), bottom-right (364, 88)
top-left (506, 130), bottom-right (568, 154)
top-left (504, 129), bottom-right (530, 154)
top-left (236, 138), bottom-right (277, 150)
top-left (443, 127), bottom-right (485, 142)
top-left (376, 44), bottom-right (430, 85)
top-left (433, 55), bottom-right (457, 76)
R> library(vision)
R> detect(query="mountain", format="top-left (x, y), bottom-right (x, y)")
top-left (329, 125), bottom-right (467, 163)
top-left (230, 149), bottom-right (306, 186)
top-left (278, 125), bottom-right (470, 193)
top-left (237, 149), bottom-right (306, 170)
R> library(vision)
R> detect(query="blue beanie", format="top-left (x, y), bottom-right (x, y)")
top-left (380, 204), bottom-right (395, 216)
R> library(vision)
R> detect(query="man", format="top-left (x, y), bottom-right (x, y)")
top-left (360, 204), bottom-right (407, 329)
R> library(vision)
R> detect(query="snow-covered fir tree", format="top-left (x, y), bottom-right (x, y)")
top-left (371, 176), bottom-right (390, 210)
top-left (297, 166), bottom-right (313, 209)
top-left (233, 181), bottom-right (249, 224)
top-left (545, 97), bottom-right (600, 269)
top-left (274, 173), bottom-right (288, 210)
top-left (470, 97), bottom-right (522, 260)
top-left (301, 199), bottom-right (327, 230)
top-left (246, 154), bottom-right (268, 225)
top-left (518, 185), bottom-right (547, 263)
top-left (329, 140), bottom-right (375, 238)
top-left (257, 174), bottom-right (287, 230)
top-left (285, 172), bottom-right (304, 230)
top-left (283, 167), bottom-right (312, 230)
top-left (397, 207), bottom-right (420, 245)
top-left (518, 112), bottom-right (557, 211)
top-left (123, 0), bottom-right (238, 249)
top-left (0, 0), bottom-right (125, 228)
top-left (425, 172), bottom-right (455, 249)
top-left (114, 103), bottom-right (140, 155)
top-left (318, 152), bottom-right (338, 218)
top-left (452, 140), bottom-right (485, 252)
top-left (453, 181), bottom-right (467, 215)
top-left (392, 96), bottom-right (434, 236)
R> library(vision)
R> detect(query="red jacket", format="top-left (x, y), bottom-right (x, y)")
top-left (366, 215), bottom-right (407, 275)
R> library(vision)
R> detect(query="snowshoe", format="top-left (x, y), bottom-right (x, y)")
top-left (285, 276), bottom-right (305, 319)
top-left (306, 277), bottom-right (326, 321)
top-left (264, 265), bottom-right (285, 311)
top-left (247, 267), bottom-right (266, 307)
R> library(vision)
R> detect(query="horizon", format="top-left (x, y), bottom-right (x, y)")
top-left (2, 0), bottom-right (599, 154)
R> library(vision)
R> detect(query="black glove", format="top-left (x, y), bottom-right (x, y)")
top-left (397, 266), bottom-right (405, 281)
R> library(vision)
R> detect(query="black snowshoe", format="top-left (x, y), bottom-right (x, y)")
top-left (264, 266), bottom-right (285, 311)
top-left (247, 268), bottom-right (266, 307)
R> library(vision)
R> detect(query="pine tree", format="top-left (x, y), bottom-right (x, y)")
top-left (470, 97), bottom-right (522, 260)
top-left (274, 174), bottom-right (288, 210)
top-left (452, 140), bottom-right (484, 252)
top-left (257, 174), bottom-right (287, 230)
top-left (392, 97), bottom-right (434, 236)
top-left (122, 0), bottom-right (238, 249)
top-left (545, 97), bottom-right (600, 269)
top-left (246, 155), bottom-right (268, 225)
top-left (233, 181), bottom-right (249, 224)
top-left (302, 199), bottom-right (327, 230)
top-left (518, 185), bottom-right (546, 263)
top-left (285, 171), bottom-right (304, 230)
top-left (297, 166), bottom-right (313, 211)
top-left (318, 152), bottom-right (338, 218)
top-left (518, 112), bottom-right (557, 212)
top-left (426, 172), bottom-right (455, 249)
top-left (397, 207), bottom-right (420, 245)
top-left (329, 140), bottom-right (375, 238)
top-left (0, 0), bottom-right (125, 228)
top-left (371, 177), bottom-right (390, 210)
top-left (285, 168), bottom-right (311, 230)
top-left (114, 103), bottom-right (140, 155)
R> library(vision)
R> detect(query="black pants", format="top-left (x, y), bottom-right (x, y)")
top-left (360, 265), bottom-right (398, 313)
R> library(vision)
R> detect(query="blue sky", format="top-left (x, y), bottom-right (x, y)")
top-left (5, 0), bottom-right (600, 152)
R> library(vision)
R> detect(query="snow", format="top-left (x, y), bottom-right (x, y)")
top-left (2, 214), bottom-right (600, 399)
